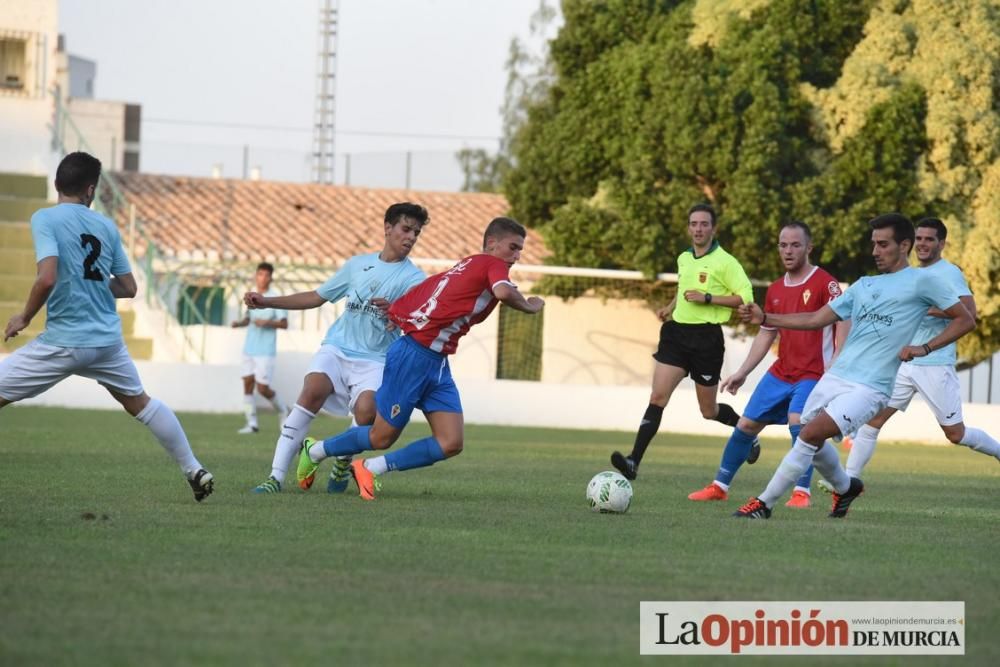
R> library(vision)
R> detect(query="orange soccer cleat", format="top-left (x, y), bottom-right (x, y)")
top-left (688, 482), bottom-right (728, 502)
top-left (350, 459), bottom-right (380, 500)
top-left (785, 489), bottom-right (811, 508)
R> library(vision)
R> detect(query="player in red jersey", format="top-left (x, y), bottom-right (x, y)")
top-left (295, 217), bottom-right (544, 499)
top-left (688, 221), bottom-right (848, 506)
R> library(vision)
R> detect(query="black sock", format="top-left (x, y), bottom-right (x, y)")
top-left (715, 403), bottom-right (739, 427)
top-left (629, 404), bottom-right (664, 464)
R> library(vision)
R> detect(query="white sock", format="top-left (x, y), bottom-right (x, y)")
top-left (268, 394), bottom-right (287, 415)
top-left (308, 439), bottom-right (327, 463)
top-left (813, 441), bottom-right (851, 494)
top-left (243, 394), bottom-right (258, 428)
top-left (959, 427), bottom-right (1000, 459)
top-left (365, 456), bottom-right (388, 476)
top-left (759, 439), bottom-right (815, 507)
top-left (269, 404), bottom-right (315, 483)
top-left (713, 480), bottom-right (730, 492)
top-left (136, 398), bottom-right (202, 477)
top-left (846, 424), bottom-right (879, 477)
top-left (793, 486), bottom-right (811, 495)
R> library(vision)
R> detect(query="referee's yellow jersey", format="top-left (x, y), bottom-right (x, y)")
top-left (673, 240), bottom-right (753, 324)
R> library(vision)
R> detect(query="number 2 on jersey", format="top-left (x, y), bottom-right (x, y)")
top-left (80, 233), bottom-right (103, 281)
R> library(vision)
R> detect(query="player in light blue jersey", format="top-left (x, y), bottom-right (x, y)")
top-left (247, 202), bottom-right (428, 493)
top-left (829, 218), bottom-right (1000, 480)
top-left (231, 262), bottom-right (289, 434)
top-left (732, 213), bottom-right (974, 519)
top-left (0, 152), bottom-right (214, 502)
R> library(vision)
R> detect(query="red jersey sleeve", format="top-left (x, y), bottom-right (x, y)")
top-left (485, 257), bottom-right (514, 294)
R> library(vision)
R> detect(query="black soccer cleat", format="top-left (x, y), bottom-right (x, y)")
top-left (610, 451), bottom-right (637, 481)
top-left (732, 497), bottom-right (772, 519)
top-left (828, 477), bottom-right (864, 518)
top-left (746, 438), bottom-right (761, 465)
top-left (188, 469), bottom-right (215, 502)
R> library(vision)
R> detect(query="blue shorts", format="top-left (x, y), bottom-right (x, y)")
top-left (375, 335), bottom-right (463, 429)
top-left (742, 372), bottom-right (818, 425)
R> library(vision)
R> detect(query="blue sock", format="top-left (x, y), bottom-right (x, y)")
top-left (384, 437), bottom-right (447, 472)
top-left (790, 424), bottom-right (813, 490)
top-left (715, 428), bottom-right (756, 486)
top-left (322, 425), bottom-right (373, 457)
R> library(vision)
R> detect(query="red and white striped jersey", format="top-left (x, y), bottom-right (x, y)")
top-left (763, 266), bottom-right (842, 382)
top-left (388, 254), bottom-right (514, 355)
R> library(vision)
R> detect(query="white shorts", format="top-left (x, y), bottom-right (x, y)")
top-left (800, 373), bottom-right (889, 439)
top-left (241, 354), bottom-right (276, 385)
top-left (888, 363), bottom-right (963, 426)
top-left (306, 344), bottom-right (384, 416)
top-left (0, 339), bottom-right (144, 402)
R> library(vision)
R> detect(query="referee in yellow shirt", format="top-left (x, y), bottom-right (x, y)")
top-left (612, 203), bottom-right (754, 480)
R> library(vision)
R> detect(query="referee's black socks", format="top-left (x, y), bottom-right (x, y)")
top-left (714, 403), bottom-right (740, 427)
top-left (629, 403), bottom-right (665, 464)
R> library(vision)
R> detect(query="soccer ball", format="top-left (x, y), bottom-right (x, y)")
top-left (586, 471), bottom-right (633, 513)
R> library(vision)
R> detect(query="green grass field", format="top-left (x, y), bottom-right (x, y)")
top-left (2, 405), bottom-right (998, 666)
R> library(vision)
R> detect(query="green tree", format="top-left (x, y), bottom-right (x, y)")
top-left (506, 0), bottom-right (1000, 364)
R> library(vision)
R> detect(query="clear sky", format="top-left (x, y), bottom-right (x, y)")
top-left (58, 0), bottom-right (555, 189)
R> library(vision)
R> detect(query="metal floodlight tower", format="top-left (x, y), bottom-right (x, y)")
top-left (312, 0), bottom-right (339, 184)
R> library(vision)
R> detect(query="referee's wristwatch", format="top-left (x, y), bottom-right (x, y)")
top-left (704, 293), bottom-right (712, 304)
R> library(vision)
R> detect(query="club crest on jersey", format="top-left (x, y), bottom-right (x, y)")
top-left (698, 272), bottom-right (707, 284)
top-left (828, 280), bottom-right (842, 297)
top-left (391, 404), bottom-right (401, 419)
top-left (802, 288), bottom-right (812, 305)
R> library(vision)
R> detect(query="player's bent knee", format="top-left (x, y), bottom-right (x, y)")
top-left (943, 426), bottom-right (965, 444)
top-left (440, 439), bottom-right (464, 458)
top-left (353, 404), bottom-right (376, 425)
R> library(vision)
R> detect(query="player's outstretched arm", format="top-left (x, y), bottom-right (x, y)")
top-left (5, 257), bottom-right (57, 341)
top-left (108, 272), bottom-right (137, 299)
top-left (494, 283), bottom-right (544, 314)
top-left (244, 290), bottom-right (325, 311)
top-left (741, 303), bottom-right (838, 331)
top-left (720, 326), bottom-right (778, 395)
top-left (900, 301), bottom-right (975, 361)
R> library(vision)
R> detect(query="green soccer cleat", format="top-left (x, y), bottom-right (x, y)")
top-left (327, 455), bottom-right (353, 494)
top-left (297, 437), bottom-right (321, 490)
top-left (252, 476), bottom-right (281, 494)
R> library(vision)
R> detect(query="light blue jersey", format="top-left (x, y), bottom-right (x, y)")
top-left (317, 253), bottom-right (425, 362)
top-left (31, 203), bottom-right (132, 348)
top-left (243, 287), bottom-right (287, 357)
top-left (828, 266), bottom-right (961, 395)
top-left (910, 259), bottom-right (971, 367)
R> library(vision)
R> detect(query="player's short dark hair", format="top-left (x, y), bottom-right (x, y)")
top-left (869, 212), bottom-right (914, 252)
top-left (687, 203), bottom-right (716, 226)
top-left (780, 220), bottom-right (812, 240)
top-left (55, 151), bottom-right (102, 197)
top-left (256, 262), bottom-right (274, 274)
top-left (385, 202), bottom-right (429, 227)
top-left (915, 217), bottom-right (947, 241)
top-left (482, 217), bottom-right (526, 248)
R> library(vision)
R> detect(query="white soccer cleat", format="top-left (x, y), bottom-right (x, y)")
top-left (238, 425), bottom-right (260, 434)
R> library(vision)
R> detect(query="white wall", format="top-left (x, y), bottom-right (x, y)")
top-left (9, 350), bottom-right (1000, 445)
top-left (64, 97), bottom-right (125, 169)
top-left (0, 1), bottom-right (58, 178)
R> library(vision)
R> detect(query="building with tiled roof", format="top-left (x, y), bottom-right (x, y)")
top-left (111, 173), bottom-right (548, 266)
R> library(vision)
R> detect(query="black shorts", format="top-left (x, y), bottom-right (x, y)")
top-left (652, 320), bottom-right (725, 386)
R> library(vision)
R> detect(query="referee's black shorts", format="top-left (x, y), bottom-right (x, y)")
top-left (652, 320), bottom-right (725, 386)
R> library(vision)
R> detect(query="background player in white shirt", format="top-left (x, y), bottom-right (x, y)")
top-left (0, 152), bottom-right (214, 502)
top-left (231, 262), bottom-right (288, 433)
